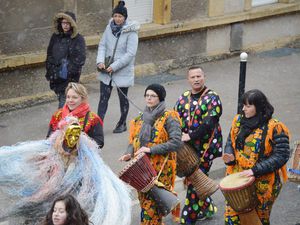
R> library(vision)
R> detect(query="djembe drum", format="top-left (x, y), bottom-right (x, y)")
top-left (288, 141), bottom-right (300, 183)
top-left (219, 172), bottom-right (262, 225)
top-left (176, 143), bottom-right (219, 200)
top-left (176, 143), bottom-right (200, 178)
top-left (119, 153), bottom-right (179, 216)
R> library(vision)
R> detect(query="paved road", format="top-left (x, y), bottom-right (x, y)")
top-left (0, 47), bottom-right (300, 224)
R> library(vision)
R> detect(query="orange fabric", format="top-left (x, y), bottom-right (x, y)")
top-left (226, 115), bottom-right (290, 217)
top-left (129, 110), bottom-right (181, 225)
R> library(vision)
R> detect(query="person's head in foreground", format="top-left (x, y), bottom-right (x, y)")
top-left (41, 194), bottom-right (90, 225)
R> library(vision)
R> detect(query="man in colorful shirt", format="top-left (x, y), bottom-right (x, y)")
top-left (174, 66), bottom-right (223, 224)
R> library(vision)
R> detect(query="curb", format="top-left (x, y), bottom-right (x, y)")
top-left (0, 52), bottom-right (236, 114)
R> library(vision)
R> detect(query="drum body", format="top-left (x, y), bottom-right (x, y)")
top-left (119, 153), bottom-right (180, 216)
top-left (189, 169), bottom-right (219, 200)
top-left (288, 141), bottom-right (300, 183)
top-left (176, 143), bottom-right (200, 177)
top-left (148, 185), bottom-right (179, 216)
top-left (219, 172), bottom-right (258, 213)
top-left (119, 153), bottom-right (157, 192)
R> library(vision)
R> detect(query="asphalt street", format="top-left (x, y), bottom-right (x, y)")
top-left (0, 47), bottom-right (300, 224)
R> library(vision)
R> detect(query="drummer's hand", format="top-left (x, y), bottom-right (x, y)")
top-left (239, 169), bottom-right (254, 177)
top-left (134, 147), bottom-right (151, 156)
top-left (182, 133), bottom-right (191, 142)
top-left (119, 154), bottom-right (132, 161)
top-left (222, 153), bottom-right (235, 163)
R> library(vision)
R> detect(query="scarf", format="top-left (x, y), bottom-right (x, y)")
top-left (110, 20), bottom-right (124, 37)
top-left (139, 101), bottom-right (166, 147)
top-left (235, 115), bottom-right (261, 150)
top-left (61, 102), bottom-right (90, 120)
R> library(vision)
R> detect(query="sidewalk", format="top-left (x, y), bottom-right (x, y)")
top-left (0, 47), bottom-right (300, 225)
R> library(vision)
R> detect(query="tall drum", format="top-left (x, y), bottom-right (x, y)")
top-left (176, 143), bottom-right (219, 200)
top-left (219, 172), bottom-right (262, 225)
top-left (188, 168), bottom-right (219, 200)
top-left (119, 153), bottom-right (179, 216)
top-left (288, 141), bottom-right (300, 183)
top-left (176, 143), bottom-right (200, 178)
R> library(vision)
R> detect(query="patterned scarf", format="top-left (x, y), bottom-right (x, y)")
top-left (110, 20), bottom-right (124, 37)
top-left (139, 101), bottom-right (166, 147)
top-left (235, 115), bottom-right (261, 150)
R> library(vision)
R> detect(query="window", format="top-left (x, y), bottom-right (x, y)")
top-left (252, 0), bottom-right (278, 7)
top-left (126, 0), bottom-right (153, 24)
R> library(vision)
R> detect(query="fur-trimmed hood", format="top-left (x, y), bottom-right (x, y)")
top-left (53, 12), bottom-right (78, 38)
top-left (122, 20), bottom-right (140, 33)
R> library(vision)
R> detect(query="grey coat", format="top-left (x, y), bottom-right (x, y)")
top-left (96, 19), bottom-right (139, 87)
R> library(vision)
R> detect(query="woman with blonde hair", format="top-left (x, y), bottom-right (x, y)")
top-left (47, 82), bottom-right (104, 148)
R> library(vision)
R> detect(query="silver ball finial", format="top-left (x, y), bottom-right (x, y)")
top-left (240, 52), bottom-right (248, 62)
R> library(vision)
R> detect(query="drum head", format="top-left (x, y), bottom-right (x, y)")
top-left (219, 172), bottom-right (255, 191)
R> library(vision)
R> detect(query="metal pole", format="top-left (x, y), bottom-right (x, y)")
top-left (237, 52), bottom-right (248, 114)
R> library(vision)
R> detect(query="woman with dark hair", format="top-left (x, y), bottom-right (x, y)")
top-left (46, 11), bottom-right (86, 108)
top-left (41, 194), bottom-right (90, 225)
top-left (223, 89), bottom-right (290, 225)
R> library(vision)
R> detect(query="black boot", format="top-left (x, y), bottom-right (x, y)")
top-left (113, 122), bottom-right (127, 133)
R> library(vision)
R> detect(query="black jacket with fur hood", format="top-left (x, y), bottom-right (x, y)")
top-left (45, 12), bottom-right (86, 93)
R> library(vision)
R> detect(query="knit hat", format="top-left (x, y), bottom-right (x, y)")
top-left (112, 1), bottom-right (128, 19)
top-left (144, 84), bottom-right (166, 102)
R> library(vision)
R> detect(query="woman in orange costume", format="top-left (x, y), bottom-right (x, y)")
top-left (120, 83), bottom-right (182, 225)
top-left (223, 89), bottom-right (290, 225)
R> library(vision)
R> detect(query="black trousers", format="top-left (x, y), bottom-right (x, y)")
top-left (97, 81), bottom-right (129, 125)
top-left (57, 90), bottom-right (66, 109)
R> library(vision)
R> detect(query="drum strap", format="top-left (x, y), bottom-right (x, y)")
top-left (187, 87), bottom-right (209, 128)
top-left (141, 155), bottom-right (169, 193)
top-left (157, 155), bottom-right (169, 178)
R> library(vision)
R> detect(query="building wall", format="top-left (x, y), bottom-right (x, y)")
top-left (171, 0), bottom-right (207, 21)
top-left (0, 0), bottom-right (111, 55)
top-left (243, 13), bottom-right (300, 49)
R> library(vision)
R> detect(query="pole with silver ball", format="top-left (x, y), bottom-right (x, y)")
top-left (237, 52), bottom-right (248, 114)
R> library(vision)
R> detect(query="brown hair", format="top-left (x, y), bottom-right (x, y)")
top-left (188, 65), bottom-right (204, 72)
top-left (40, 194), bottom-right (92, 225)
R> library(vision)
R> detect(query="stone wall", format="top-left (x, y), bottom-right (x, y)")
top-left (171, 0), bottom-right (207, 21)
top-left (0, 0), bottom-right (110, 55)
